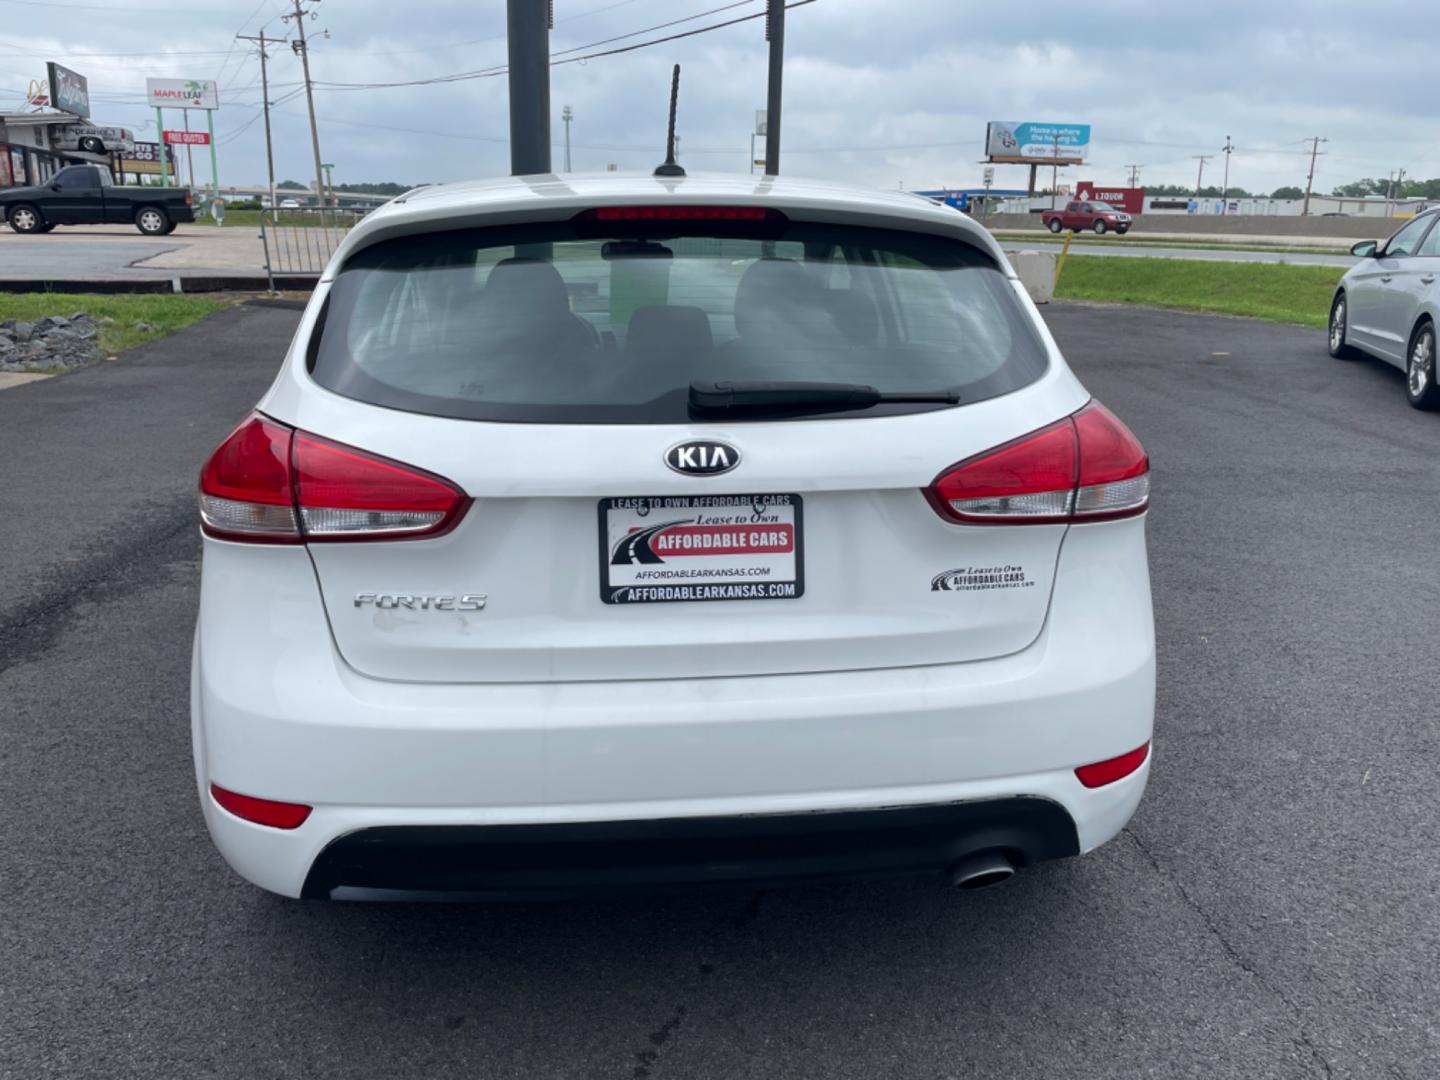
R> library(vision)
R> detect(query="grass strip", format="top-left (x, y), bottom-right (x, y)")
top-left (992, 231), bottom-right (1353, 256)
top-left (1053, 255), bottom-right (1343, 328)
top-left (0, 293), bottom-right (228, 355)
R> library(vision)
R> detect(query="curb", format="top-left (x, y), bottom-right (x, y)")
top-left (0, 275), bottom-right (319, 295)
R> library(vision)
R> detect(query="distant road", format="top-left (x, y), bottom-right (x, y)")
top-left (1001, 239), bottom-right (1359, 268)
top-left (0, 224), bottom-right (265, 282)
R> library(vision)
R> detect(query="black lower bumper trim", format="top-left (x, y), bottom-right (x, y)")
top-left (301, 798), bottom-right (1080, 900)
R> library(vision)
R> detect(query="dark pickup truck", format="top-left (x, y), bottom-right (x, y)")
top-left (2, 164), bottom-right (195, 236)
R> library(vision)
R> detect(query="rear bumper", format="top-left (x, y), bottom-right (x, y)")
top-left (301, 798), bottom-right (1081, 899)
top-left (192, 518), bottom-right (1154, 898)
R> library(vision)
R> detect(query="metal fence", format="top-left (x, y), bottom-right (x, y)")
top-left (258, 207), bottom-right (368, 291)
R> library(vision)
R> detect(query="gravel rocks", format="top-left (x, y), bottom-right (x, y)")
top-left (0, 313), bottom-right (103, 373)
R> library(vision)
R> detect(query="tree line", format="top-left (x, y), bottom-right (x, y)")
top-left (1132, 178), bottom-right (1440, 200)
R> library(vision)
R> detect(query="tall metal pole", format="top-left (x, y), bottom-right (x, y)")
top-left (238, 30), bottom-right (278, 208)
top-left (284, 0), bottom-right (327, 207)
top-left (1301, 136), bottom-right (1327, 217)
top-left (1192, 155), bottom-right (1212, 197)
top-left (1220, 136), bottom-right (1233, 210)
top-left (155, 107), bottom-right (168, 187)
top-left (183, 110), bottom-right (195, 188)
top-left (207, 110), bottom-right (219, 206)
top-left (507, 0), bottom-right (552, 176)
top-left (562, 105), bottom-right (573, 171)
top-left (763, 0), bottom-right (784, 176)
top-left (1051, 134), bottom-right (1060, 209)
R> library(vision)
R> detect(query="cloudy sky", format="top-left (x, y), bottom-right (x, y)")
top-left (5, 0), bottom-right (1436, 196)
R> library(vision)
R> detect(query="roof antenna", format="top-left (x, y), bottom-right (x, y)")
top-left (653, 64), bottom-right (686, 178)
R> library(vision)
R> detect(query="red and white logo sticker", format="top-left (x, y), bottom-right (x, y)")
top-left (600, 494), bottom-right (803, 604)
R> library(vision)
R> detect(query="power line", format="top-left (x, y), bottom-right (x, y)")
top-left (0, 0), bottom-right (197, 10)
top-left (309, 0), bottom-right (813, 92)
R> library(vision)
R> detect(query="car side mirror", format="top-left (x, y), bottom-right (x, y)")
top-left (50, 183), bottom-right (63, 192)
top-left (1351, 240), bottom-right (1378, 258)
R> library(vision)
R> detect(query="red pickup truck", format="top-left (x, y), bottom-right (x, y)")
top-left (1041, 200), bottom-right (1132, 235)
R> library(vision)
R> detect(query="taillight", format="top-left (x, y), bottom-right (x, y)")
top-left (591, 205), bottom-right (774, 221)
top-left (198, 415), bottom-right (300, 542)
top-left (292, 431), bottom-right (466, 540)
top-left (198, 413), bottom-right (467, 543)
top-left (927, 400), bottom-right (1148, 525)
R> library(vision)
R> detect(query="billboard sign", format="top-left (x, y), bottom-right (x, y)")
top-left (986, 122), bottom-right (1090, 164)
top-left (146, 78), bottom-right (220, 111)
top-left (120, 140), bottom-right (177, 175)
top-left (1077, 181), bottom-right (1144, 215)
top-left (163, 130), bottom-right (211, 146)
top-left (46, 62), bottom-right (90, 118)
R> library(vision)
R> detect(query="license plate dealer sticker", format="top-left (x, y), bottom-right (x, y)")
top-left (599, 494), bottom-right (804, 605)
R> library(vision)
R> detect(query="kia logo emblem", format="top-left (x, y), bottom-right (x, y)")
top-left (665, 440), bottom-right (740, 476)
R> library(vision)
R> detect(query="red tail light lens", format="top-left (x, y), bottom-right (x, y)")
top-left (293, 432), bottom-right (466, 540)
top-left (198, 413), bottom-right (467, 543)
top-left (1075, 741), bottom-right (1151, 788)
top-left (210, 784), bottom-right (312, 829)
top-left (590, 205), bottom-right (775, 221)
top-left (1071, 402), bottom-right (1150, 520)
top-left (927, 401), bottom-right (1149, 525)
top-left (198, 415), bottom-right (301, 542)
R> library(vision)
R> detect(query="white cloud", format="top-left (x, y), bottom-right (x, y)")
top-left (6, 0), bottom-right (1438, 194)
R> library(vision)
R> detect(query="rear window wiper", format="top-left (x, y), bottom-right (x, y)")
top-left (689, 380), bottom-right (960, 415)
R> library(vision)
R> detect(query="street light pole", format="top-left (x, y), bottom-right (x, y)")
top-left (763, 0), bottom-right (784, 175)
top-left (562, 104), bottom-right (572, 172)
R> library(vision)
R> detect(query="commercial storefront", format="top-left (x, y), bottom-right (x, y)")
top-left (0, 113), bottom-right (72, 188)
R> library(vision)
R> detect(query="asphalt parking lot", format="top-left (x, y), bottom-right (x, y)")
top-left (2, 301), bottom-right (1436, 1080)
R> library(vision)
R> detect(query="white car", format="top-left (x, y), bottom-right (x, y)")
top-left (51, 123), bottom-right (135, 156)
top-left (1329, 208), bottom-right (1440, 409)
top-left (193, 171), bottom-right (1155, 899)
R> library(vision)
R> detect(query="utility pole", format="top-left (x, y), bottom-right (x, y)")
top-left (1192, 155), bottom-right (1212, 198)
top-left (1301, 136), bottom-right (1327, 217)
top-left (506, 0), bottom-right (552, 175)
top-left (561, 104), bottom-right (572, 172)
top-left (282, 0), bottom-right (327, 208)
top-left (1386, 167), bottom-right (1406, 215)
top-left (1125, 164), bottom-right (1142, 188)
top-left (236, 30), bottom-right (279, 208)
top-left (1220, 135), bottom-right (1234, 211)
top-left (764, 0), bottom-right (785, 175)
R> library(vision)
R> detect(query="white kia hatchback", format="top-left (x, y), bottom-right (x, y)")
top-left (193, 172), bottom-right (1154, 899)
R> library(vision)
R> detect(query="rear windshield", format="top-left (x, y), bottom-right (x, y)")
top-left (309, 218), bottom-right (1049, 423)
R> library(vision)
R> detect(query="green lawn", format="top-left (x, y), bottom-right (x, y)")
top-left (1053, 256), bottom-right (1343, 328)
top-left (0, 293), bottom-right (227, 355)
top-left (217, 209), bottom-right (360, 229)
